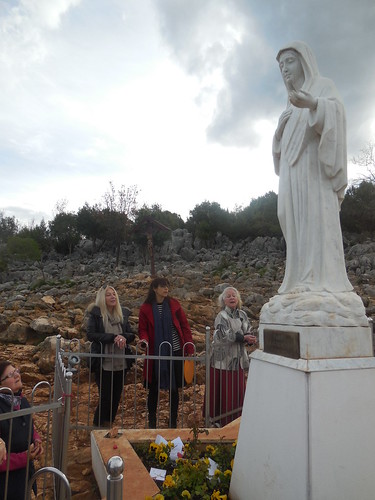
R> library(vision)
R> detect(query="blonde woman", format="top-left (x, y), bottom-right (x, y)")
top-left (208, 286), bottom-right (256, 426)
top-left (87, 285), bottom-right (135, 427)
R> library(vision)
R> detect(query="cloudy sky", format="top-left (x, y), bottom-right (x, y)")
top-left (1, 0), bottom-right (374, 225)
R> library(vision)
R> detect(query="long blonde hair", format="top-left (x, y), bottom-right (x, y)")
top-left (95, 285), bottom-right (123, 331)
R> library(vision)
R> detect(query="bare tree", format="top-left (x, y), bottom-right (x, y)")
top-left (102, 182), bottom-right (138, 219)
top-left (102, 182), bottom-right (139, 266)
top-left (351, 141), bottom-right (375, 184)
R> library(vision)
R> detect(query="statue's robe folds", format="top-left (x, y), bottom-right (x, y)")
top-left (273, 42), bottom-right (352, 295)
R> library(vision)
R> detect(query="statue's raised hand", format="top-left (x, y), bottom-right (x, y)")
top-left (289, 89), bottom-right (317, 110)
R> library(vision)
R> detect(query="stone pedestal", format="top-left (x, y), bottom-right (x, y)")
top-left (230, 349), bottom-right (375, 500)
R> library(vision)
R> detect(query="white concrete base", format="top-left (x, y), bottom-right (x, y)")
top-left (91, 432), bottom-right (106, 499)
top-left (230, 350), bottom-right (375, 500)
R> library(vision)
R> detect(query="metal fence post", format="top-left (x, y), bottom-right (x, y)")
top-left (28, 467), bottom-right (72, 500)
top-left (205, 326), bottom-right (211, 428)
top-left (52, 334), bottom-right (62, 469)
top-left (60, 370), bottom-right (72, 475)
top-left (107, 456), bottom-right (124, 500)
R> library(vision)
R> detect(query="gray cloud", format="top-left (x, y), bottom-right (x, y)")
top-left (155, 0), bottom-right (375, 154)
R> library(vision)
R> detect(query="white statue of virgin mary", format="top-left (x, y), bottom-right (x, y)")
top-left (261, 41), bottom-right (368, 327)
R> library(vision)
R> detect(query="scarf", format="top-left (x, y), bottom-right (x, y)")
top-left (0, 391), bottom-right (23, 410)
top-left (103, 315), bottom-right (125, 371)
top-left (152, 300), bottom-right (175, 390)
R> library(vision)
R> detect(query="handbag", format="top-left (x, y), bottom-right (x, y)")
top-left (184, 360), bottom-right (194, 384)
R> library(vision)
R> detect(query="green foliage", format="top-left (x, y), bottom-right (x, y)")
top-left (6, 236), bottom-right (41, 262)
top-left (49, 212), bottom-right (80, 254)
top-left (186, 193), bottom-right (281, 245)
top-left (187, 201), bottom-right (232, 246)
top-left (29, 278), bottom-right (76, 291)
top-left (0, 251), bottom-right (7, 271)
top-left (139, 425), bottom-right (236, 500)
top-left (341, 181), bottom-right (375, 234)
top-left (233, 191), bottom-right (281, 240)
top-left (0, 213), bottom-right (19, 244)
top-left (18, 219), bottom-right (51, 252)
top-left (76, 203), bottom-right (105, 251)
top-left (133, 204), bottom-right (183, 249)
top-left (101, 208), bottom-right (130, 249)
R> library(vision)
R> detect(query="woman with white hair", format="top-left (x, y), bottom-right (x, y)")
top-left (87, 285), bottom-right (135, 427)
top-left (208, 286), bottom-right (256, 427)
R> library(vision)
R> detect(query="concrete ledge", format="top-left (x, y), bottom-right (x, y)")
top-left (91, 420), bottom-right (240, 499)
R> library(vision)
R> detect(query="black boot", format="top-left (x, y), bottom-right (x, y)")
top-left (170, 419), bottom-right (177, 429)
top-left (149, 414), bottom-right (156, 428)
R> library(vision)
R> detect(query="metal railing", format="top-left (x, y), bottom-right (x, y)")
top-left (60, 327), bottom-right (249, 431)
top-left (0, 329), bottom-right (249, 499)
top-left (0, 337), bottom-right (72, 499)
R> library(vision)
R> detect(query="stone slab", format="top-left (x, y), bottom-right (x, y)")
top-left (259, 323), bottom-right (373, 359)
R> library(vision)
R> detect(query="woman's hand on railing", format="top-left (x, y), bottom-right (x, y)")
top-left (114, 335), bottom-right (126, 349)
top-left (137, 340), bottom-right (148, 353)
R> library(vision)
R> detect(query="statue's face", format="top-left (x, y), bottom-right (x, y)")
top-left (278, 50), bottom-right (304, 90)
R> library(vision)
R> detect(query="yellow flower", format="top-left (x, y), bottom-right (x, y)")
top-left (214, 469), bottom-right (221, 476)
top-left (203, 457), bottom-right (210, 465)
top-left (210, 492), bottom-right (227, 500)
top-left (159, 443), bottom-right (167, 453)
top-left (149, 442), bottom-right (159, 454)
top-left (232, 439), bottom-right (237, 447)
top-left (163, 475), bottom-right (175, 488)
top-left (154, 495), bottom-right (165, 500)
top-left (167, 440), bottom-right (174, 448)
top-left (206, 444), bottom-right (215, 454)
top-left (224, 469), bottom-right (232, 477)
top-left (230, 459), bottom-right (234, 469)
top-left (181, 491), bottom-right (191, 498)
top-left (159, 452), bottom-right (168, 464)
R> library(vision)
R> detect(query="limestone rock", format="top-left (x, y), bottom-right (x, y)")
top-left (30, 317), bottom-right (57, 334)
top-left (0, 319), bottom-right (32, 343)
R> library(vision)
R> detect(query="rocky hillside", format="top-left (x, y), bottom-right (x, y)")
top-left (1, 231), bottom-right (375, 354)
top-left (1, 230), bottom-right (375, 498)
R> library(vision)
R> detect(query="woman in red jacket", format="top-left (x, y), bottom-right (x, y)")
top-left (138, 277), bottom-right (194, 428)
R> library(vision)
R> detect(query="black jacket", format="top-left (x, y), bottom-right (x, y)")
top-left (0, 395), bottom-right (37, 499)
top-left (87, 305), bottom-right (135, 372)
